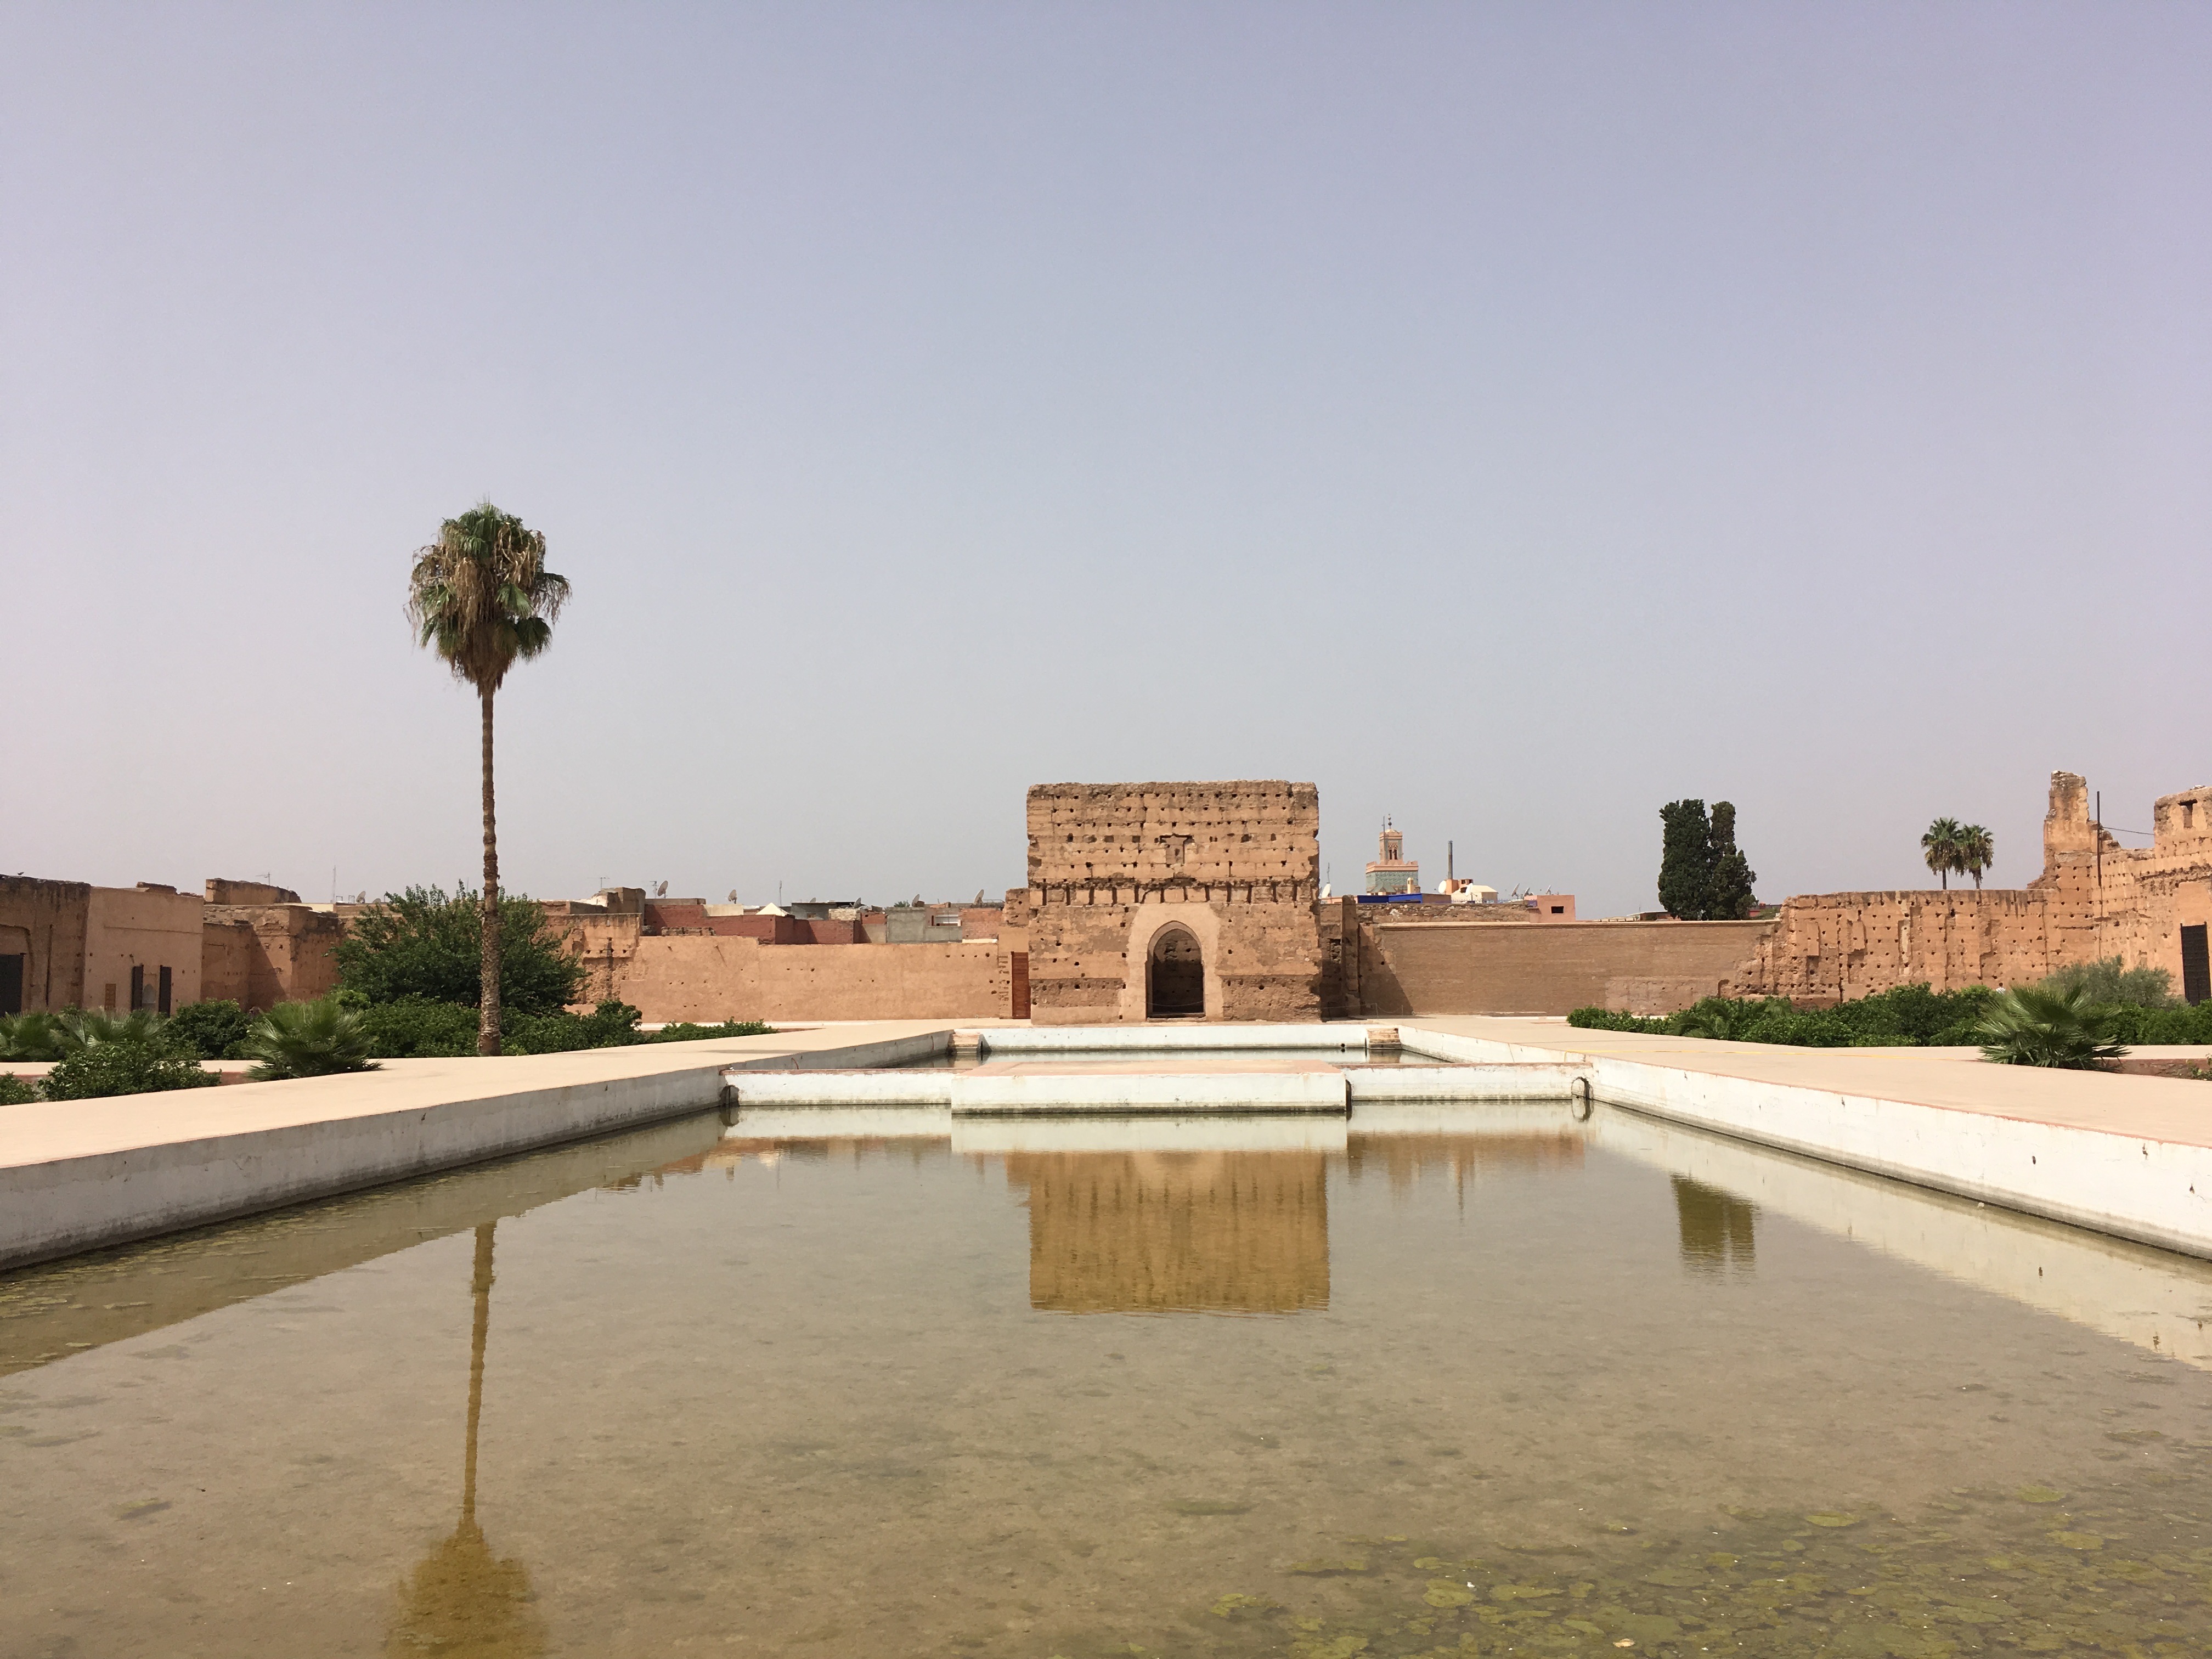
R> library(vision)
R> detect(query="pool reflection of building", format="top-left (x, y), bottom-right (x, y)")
top-left (1344, 1131), bottom-right (1585, 1197)
top-left (1007, 1151), bottom-right (1330, 1315)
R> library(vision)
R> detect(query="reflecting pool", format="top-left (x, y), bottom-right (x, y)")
top-left (5, 1103), bottom-right (2212, 1657)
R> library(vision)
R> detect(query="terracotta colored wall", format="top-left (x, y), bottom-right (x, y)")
top-left (608, 936), bottom-right (1009, 1023)
top-left (1344, 910), bottom-right (1775, 1016)
top-left (84, 887), bottom-right (204, 1013)
top-left (205, 878), bottom-right (301, 906)
top-left (1729, 772), bottom-right (2212, 1004)
top-left (1731, 890), bottom-right (2053, 1001)
top-left (1021, 781), bottom-right (1325, 1023)
top-left (0, 877), bottom-right (90, 1012)
top-left (199, 905), bottom-right (344, 1010)
top-left (1023, 893), bottom-right (1323, 1024)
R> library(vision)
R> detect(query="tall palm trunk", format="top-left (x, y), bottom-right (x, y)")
top-left (479, 686), bottom-right (501, 1056)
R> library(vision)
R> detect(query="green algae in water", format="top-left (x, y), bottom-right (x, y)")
top-left (1076, 1498), bottom-right (2212, 1658)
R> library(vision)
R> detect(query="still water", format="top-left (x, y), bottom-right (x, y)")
top-left (5, 1102), bottom-right (2212, 1657)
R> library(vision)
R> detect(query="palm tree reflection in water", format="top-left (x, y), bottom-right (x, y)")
top-left (387, 1222), bottom-right (548, 1658)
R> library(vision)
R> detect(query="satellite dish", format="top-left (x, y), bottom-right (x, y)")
top-left (654, 881), bottom-right (668, 897)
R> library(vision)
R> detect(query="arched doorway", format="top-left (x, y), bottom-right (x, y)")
top-left (1147, 926), bottom-right (1205, 1018)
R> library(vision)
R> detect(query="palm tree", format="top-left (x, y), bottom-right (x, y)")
top-left (1957, 823), bottom-right (1994, 890)
top-left (1921, 816), bottom-right (1965, 890)
top-left (407, 504), bottom-right (570, 1056)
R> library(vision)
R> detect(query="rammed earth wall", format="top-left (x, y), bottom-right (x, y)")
top-left (1014, 781), bottom-right (1325, 1024)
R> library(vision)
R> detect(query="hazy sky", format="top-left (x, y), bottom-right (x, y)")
top-left (5, 3), bottom-right (2208, 916)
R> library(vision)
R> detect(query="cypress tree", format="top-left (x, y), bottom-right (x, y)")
top-left (1706, 800), bottom-right (1758, 919)
top-left (1657, 799), bottom-right (1713, 918)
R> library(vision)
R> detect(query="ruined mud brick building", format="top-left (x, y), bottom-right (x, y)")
top-left (1008, 781), bottom-right (1326, 1024)
top-left (1730, 772), bottom-right (2212, 1005)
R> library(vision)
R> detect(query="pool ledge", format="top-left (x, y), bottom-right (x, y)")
top-left (0, 1023), bottom-right (974, 1271)
top-left (1402, 1018), bottom-right (2212, 1261)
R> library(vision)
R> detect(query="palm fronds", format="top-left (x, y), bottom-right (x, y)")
top-left (243, 998), bottom-right (382, 1080)
top-left (405, 504), bottom-right (568, 696)
top-left (1921, 817), bottom-right (1964, 890)
top-left (1974, 983), bottom-right (2128, 1068)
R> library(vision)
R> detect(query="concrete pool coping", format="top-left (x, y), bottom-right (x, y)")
top-left (9, 1013), bottom-right (2212, 1269)
top-left (0, 1022), bottom-right (996, 1269)
top-left (1402, 1018), bottom-right (2212, 1260)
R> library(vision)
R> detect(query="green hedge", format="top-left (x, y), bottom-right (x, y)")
top-left (647, 1019), bottom-right (775, 1042)
top-left (1568, 984), bottom-right (1999, 1048)
top-left (40, 1043), bottom-right (221, 1101)
top-left (350, 998), bottom-right (774, 1057)
top-left (165, 999), bottom-right (256, 1061)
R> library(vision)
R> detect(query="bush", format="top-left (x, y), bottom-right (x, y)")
top-left (2038, 956), bottom-right (2175, 1009)
top-left (41, 1043), bottom-right (219, 1101)
top-left (243, 998), bottom-right (382, 1080)
top-left (58, 1008), bottom-right (171, 1049)
top-left (334, 884), bottom-right (585, 1015)
top-left (503, 1001), bottom-right (647, 1054)
top-left (0, 1072), bottom-right (38, 1105)
top-left (1565, 1007), bottom-right (1669, 1033)
top-left (647, 1019), bottom-right (776, 1042)
top-left (1568, 983), bottom-right (1996, 1048)
top-left (356, 997), bottom-right (482, 1059)
top-left (165, 999), bottom-right (256, 1061)
top-left (1976, 984), bottom-right (2129, 1068)
top-left (0, 1012), bottom-right (67, 1061)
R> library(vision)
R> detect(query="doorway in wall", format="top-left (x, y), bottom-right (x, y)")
top-left (0, 953), bottom-right (21, 1017)
top-left (1147, 926), bottom-right (1205, 1018)
top-left (2183, 924), bottom-right (2209, 1006)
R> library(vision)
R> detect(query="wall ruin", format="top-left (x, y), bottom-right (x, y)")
top-left (1015, 781), bottom-right (1324, 1024)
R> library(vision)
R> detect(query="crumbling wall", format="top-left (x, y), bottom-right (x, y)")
top-left (1730, 890), bottom-right (2053, 1001)
top-left (199, 905), bottom-right (345, 1009)
top-left (1022, 781), bottom-right (1324, 1023)
top-left (204, 878), bottom-right (302, 906)
top-left (1729, 771), bottom-right (2212, 1003)
top-left (0, 876), bottom-right (89, 1012)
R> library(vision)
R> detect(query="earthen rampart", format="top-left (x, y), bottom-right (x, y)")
top-left (1335, 903), bottom-right (1775, 1017)
top-left (1019, 781), bottom-right (1324, 1024)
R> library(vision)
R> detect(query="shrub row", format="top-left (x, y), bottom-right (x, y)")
top-left (1572, 980), bottom-right (2212, 1049)
top-left (1568, 983), bottom-right (1999, 1047)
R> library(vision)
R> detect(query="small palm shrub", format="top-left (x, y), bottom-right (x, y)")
top-left (1675, 997), bottom-right (1771, 1041)
top-left (1976, 984), bottom-right (2129, 1069)
top-left (58, 1008), bottom-right (170, 1049)
top-left (41, 1043), bottom-right (219, 1100)
top-left (0, 1012), bottom-right (67, 1061)
top-left (165, 999), bottom-right (256, 1061)
top-left (243, 998), bottom-right (382, 1080)
top-left (0, 1072), bottom-right (39, 1105)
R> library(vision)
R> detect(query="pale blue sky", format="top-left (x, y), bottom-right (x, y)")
top-left (5, 3), bottom-right (2207, 915)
